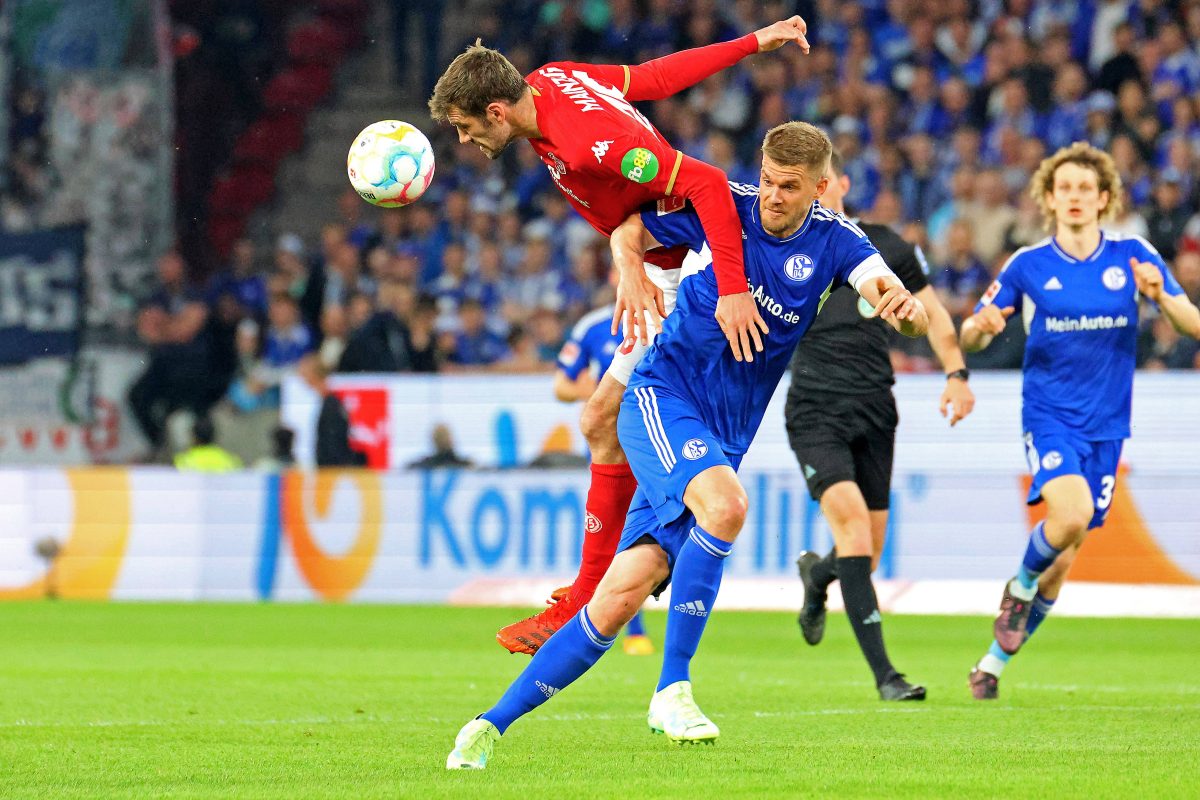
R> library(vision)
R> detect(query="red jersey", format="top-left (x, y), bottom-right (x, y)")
top-left (522, 34), bottom-right (758, 295)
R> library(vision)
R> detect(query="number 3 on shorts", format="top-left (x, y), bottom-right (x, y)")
top-left (1096, 475), bottom-right (1116, 510)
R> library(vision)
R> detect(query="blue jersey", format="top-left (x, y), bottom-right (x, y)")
top-left (975, 232), bottom-right (1185, 440)
top-left (632, 186), bottom-right (890, 456)
top-left (557, 305), bottom-right (621, 380)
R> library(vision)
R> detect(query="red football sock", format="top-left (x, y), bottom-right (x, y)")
top-left (567, 462), bottom-right (638, 605)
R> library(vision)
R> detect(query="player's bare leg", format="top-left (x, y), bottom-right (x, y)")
top-left (496, 374), bottom-right (638, 654)
top-left (974, 476), bottom-right (1093, 698)
top-left (811, 481), bottom-right (923, 700)
top-left (993, 475), bottom-right (1092, 653)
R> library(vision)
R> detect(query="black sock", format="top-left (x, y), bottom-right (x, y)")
top-left (809, 547), bottom-right (838, 591)
top-left (838, 555), bottom-right (895, 686)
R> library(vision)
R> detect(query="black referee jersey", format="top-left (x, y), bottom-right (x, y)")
top-left (788, 220), bottom-right (930, 397)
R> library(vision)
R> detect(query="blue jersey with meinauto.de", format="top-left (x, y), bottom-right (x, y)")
top-left (975, 231), bottom-right (1184, 440)
top-left (630, 185), bottom-right (891, 457)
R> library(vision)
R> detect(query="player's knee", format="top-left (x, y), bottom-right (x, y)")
top-left (589, 564), bottom-right (665, 637)
top-left (820, 484), bottom-right (871, 537)
top-left (1051, 502), bottom-right (1093, 538)
top-left (579, 395), bottom-right (619, 448)
top-left (698, 490), bottom-right (748, 537)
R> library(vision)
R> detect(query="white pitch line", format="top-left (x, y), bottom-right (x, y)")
top-left (3, 703), bottom-right (1197, 730)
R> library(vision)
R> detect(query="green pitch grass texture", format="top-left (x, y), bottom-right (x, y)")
top-left (1, 604), bottom-right (1196, 799)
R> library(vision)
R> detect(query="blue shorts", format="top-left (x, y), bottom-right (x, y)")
top-left (616, 384), bottom-right (741, 566)
top-left (1023, 430), bottom-right (1124, 530)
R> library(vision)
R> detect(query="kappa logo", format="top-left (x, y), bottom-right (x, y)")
top-left (592, 139), bottom-right (613, 163)
top-left (1042, 451), bottom-right (1063, 470)
top-left (681, 438), bottom-right (708, 460)
top-left (674, 599), bottom-right (708, 617)
top-left (535, 680), bottom-right (560, 699)
top-left (1102, 266), bottom-right (1127, 291)
top-left (1044, 276), bottom-right (1063, 290)
top-left (784, 253), bottom-right (815, 282)
top-left (585, 513), bottom-right (603, 533)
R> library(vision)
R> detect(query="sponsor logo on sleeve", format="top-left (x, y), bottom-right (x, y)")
top-left (980, 279), bottom-right (1002, 305)
top-left (621, 147), bottom-right (659, 183)
top-left (657, 196), bottom-right (686, 215)
top-left (558, 341), bottom-right (581, 363)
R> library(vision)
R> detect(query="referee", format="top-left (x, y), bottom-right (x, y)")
top-left (787, 150), bottom-right (975, 701)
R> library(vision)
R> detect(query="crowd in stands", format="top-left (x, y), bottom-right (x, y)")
top-left (10, 1), bottom-right (1200, 456)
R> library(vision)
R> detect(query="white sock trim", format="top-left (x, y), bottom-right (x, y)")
top-left (1007, 577), bottom-right (1037, 602)
top-left (979, 653), bottom-right (1008, 677)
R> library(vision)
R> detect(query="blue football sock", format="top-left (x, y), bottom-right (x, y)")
top-left (481, 607), bottom-right (614, 734)
top-left (1026, 592), bottom-right (1056, 637)
top-left (1017, 522), bottom-right (1061, 591)
top-left (978, 639), bottom-right (1013, 677)
top-left (658, 525), bottom-right (732, 692)
top-left (626, 610), bottom-right (646, 637)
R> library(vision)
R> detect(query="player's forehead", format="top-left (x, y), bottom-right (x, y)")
top-left (761, 156), bottom-right (811, 185)
top-left (1051, 161), bottom-right (1100, 187)
top-left (446, 108), bottom-right (482, 128)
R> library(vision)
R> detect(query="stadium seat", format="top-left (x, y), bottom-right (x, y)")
top-left (286, 20), bottom-right (351, 66)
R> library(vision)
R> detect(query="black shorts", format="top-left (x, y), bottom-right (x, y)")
top-left (784, 390), bottom-right (898, 510)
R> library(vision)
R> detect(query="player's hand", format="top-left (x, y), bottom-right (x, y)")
top-left (715, 291), bottom-right (770, 363)
top-left (1131, 257), bottom-right (1164, 301)
top-left (868, 278), bottom-right (918, 322)
top-left (754, 16), bottom-right (810, 55)
top-left (971, 303), bottom-right (1015, 335)
top-left (939, 378), bottom-right (975, 427)
top-left (612, 267), bottom-right (667, 347)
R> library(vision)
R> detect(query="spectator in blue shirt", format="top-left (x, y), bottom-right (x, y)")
top-left (452, 298), bottom-right (508, 367)
top-left (933, 219), bottom-right (992, 322)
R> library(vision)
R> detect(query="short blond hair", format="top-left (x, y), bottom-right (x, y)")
top-left (762, 122), bottom-right (832, 174)
top-left (1030, 141), bottom-right (1124, 229)
top-left (429, 42), bottom-right (527, 121)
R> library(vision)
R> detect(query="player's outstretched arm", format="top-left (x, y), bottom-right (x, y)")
top-left (960, 304), bottom-right (1014, 352)
top-left (618, 17), bottom-right (809, 101)
top-left (1132, 257), bottom-right (1200, 339)
top-left (915, 286), bottom-right (975, 425)
top-left (609, 213), bottom-right (667, 346)
top-left (553, 370), bottom-right (596, 402)
top-left (861, 277), bottom-right (928, 338)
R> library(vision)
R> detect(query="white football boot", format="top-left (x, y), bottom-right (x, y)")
top-left (646, 680), bottom-right (720, 744)
top-left (446, 718), bottom-right (500, 769)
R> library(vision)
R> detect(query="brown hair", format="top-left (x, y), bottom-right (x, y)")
top-left (762, 122), bottom-right (832, 173)
top-left (828, 147), bottom-right (845, 176)
top-left (428, 41), bottom-right (527, 121)
top-left (1030, 141), bottom-right (1124, 229)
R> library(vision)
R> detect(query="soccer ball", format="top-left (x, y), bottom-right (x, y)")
top-left (346, 120), bottom-right (435, 207)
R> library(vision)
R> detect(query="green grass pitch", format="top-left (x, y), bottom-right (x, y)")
top-left (0, 603), bottom-right (1196, 799)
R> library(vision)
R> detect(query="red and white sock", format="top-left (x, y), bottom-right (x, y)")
top-left (567, 462), bottom-right (638, 605)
